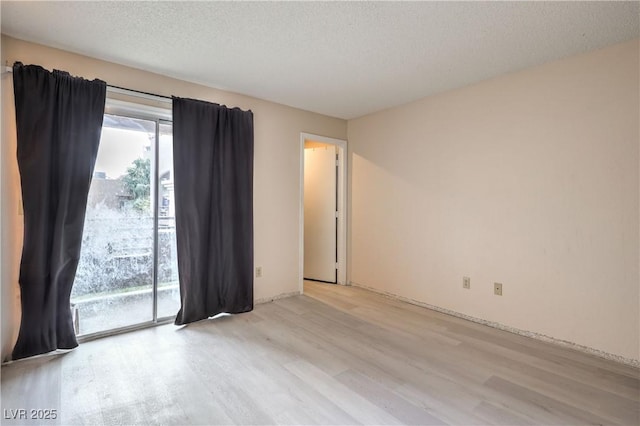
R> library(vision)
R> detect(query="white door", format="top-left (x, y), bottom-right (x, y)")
top-left (304, 145), bottom-right (337, 283)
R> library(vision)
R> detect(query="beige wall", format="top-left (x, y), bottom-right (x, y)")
top-left (348, 39), bottom-right (639, 361)
top-left (0, 35), bottom-right (347, 360)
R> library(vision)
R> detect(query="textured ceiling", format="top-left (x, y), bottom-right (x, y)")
top-left (1, 1), bottom-right (638, 119)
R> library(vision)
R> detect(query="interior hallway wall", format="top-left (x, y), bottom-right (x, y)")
top-left (347, 39), bottom-right (639, 361)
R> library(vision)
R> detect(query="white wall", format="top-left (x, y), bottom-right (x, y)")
top-left (347, 39), bottom-right (639, 361)
top-left (0, 35), bottom-right (347, 361)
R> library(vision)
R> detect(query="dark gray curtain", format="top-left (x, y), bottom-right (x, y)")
top-left (172, 97), bottom-right (254, 325)
top-left (12, 63), bottom-right (106, 360)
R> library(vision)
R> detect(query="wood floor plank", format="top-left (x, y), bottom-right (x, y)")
top-left (284, 359), bottom-right (403, 425)
top-left (484, 375), bottom-right (616, 425)
top-left (459, 341), bottom-right (638, 423)
top-left (472, 401), bottom-right (533, 425)
top-left (334, 368), bottom-right (446, 425)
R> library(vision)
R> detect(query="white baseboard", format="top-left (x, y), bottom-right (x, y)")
top-left (349, 281), bottom-right (639, 369)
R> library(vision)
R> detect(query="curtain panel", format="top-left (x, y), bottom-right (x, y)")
top-left (11, 62), bottom-right (106, 360)
top-left (172, 97), bottom-right (254, 325)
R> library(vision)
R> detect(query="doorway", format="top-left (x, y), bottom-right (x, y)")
top-left (299, 133), bottom-right (347, 292)
top-left (304, 142), bottom-right (337, 283)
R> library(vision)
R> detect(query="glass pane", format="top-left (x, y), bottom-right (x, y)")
top-left (157, 122), bottom-right (180, 318)
top-left (72, 114), bottom-right (156, 335)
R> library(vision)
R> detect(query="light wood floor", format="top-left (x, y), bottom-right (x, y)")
top-left (1, 281), bottom-right (638, 425)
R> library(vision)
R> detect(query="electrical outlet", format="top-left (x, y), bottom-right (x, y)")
top-left (494, 282), bottom-right (503, 296)
top-left (463, 276), bottom-right (470, 289)
top-left (255, 266), bottom-right (262, 278)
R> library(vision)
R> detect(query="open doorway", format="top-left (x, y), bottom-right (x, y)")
top-left (299, 133), bottom-right (347, 293)
top-left (304, 141), bottom-right (337, 283)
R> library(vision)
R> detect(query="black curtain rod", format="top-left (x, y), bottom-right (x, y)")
top-left (107, 84), bottom-right (173, 102)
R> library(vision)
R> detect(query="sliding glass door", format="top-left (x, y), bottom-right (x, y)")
top-left (72, 108), bottom-right (179, 336)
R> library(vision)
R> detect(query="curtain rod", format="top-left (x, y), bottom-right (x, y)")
top-left (3, 66), bottom-right (172, 104)
top-left (107, 85), bottom-right (172, 103)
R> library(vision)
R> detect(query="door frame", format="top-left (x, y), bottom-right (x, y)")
top-left (299, 132), bottom-right (347, 293)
